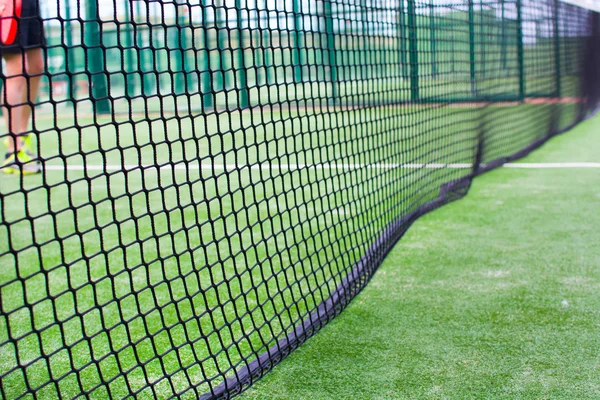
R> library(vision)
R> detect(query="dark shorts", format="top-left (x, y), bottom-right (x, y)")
top-left (0, 0), bottom-right (46, 54)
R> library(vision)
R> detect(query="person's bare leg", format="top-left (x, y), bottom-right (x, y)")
top-left (20, 48), bottom-right (44, 141)
top-left (2, 52), bottom-right (27, 153)
top-left (2, 50), bottom-right (42, 174)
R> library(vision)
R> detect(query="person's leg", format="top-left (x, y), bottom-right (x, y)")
top-left (2, 51), bottom-right (27, 153)
top-left (20, 48), bottom-right (44, 150)
top-left (1, 0), bottom-right (45, 174)
top-left (1, 49), bottom-right (41, 174)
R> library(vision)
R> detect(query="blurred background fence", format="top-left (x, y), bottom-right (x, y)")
top-left (4, 0), bottom-right (588, 115)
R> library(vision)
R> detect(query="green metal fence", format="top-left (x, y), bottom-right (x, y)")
top-left (36, 0), bottom-right (578, 114)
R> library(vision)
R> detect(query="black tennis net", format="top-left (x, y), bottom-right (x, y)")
top-left (1, 0), bottom-right (599, 398)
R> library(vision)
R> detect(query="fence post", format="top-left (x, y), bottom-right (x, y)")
top-left (236, 0), bottom-right (249, 108)
top-left (468, 0), bottom-right (476, 98)
top-left (553, 0), bottom-right (561, 97)
top-left (172, 0), bottom-right (193, 94)
top-left (135, 1), bottom-right (153, 95)
top-left (292, 0), bottom-right (302, 83)
top-left (451, 15), bottom-right (455, 73)
top-left (65, 0), bottom-right (78, 101)
top-left (479, 0), bottom-right (486, 78)
top-left (262, 0), bottom-right (273, 85)
top-left (407, 0), bottom-right (419, 101)
top-left (84, 0), bottom-right (111, 114)
top-left (151, 2), bottom-right (164, 92)
top-left (516, 0), bottom-right (525, 100)
top-left (173, 0), bottom-right (185, 94)
top-left (215, 0), bottom-right (227, 92)
top-left (200, 0), bottom-right (213, 108)
top-left (361, 0), bottom-right (369, 80)
top-left (123, 0), bottom-right (136, 97)
top-left (324, 0), bottom-right (337, 104)
top-left (429, 0), bottom-right (437, 76)
top-left (501, 0), bottom-right (507, 71)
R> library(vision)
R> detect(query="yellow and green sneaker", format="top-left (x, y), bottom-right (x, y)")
top-left (2, 149), bottom-right (42, 175)
top-left (3, 134), bottom-right (37, 159)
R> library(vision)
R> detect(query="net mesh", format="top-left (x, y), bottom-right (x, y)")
top-left (1, 0), bottom-right (599, 398)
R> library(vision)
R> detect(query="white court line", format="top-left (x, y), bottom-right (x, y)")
top-left (505, 163), bottom-right (600, 168)
top-left (39, 162), bottom-right (600, 172)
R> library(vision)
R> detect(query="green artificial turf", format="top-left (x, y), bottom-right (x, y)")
top-left (0, 104), bottom-right (480, 398)
top-left (0, 105), bottom-right (595, 398)
top-left (241, 114), bottom-right (600, 399)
